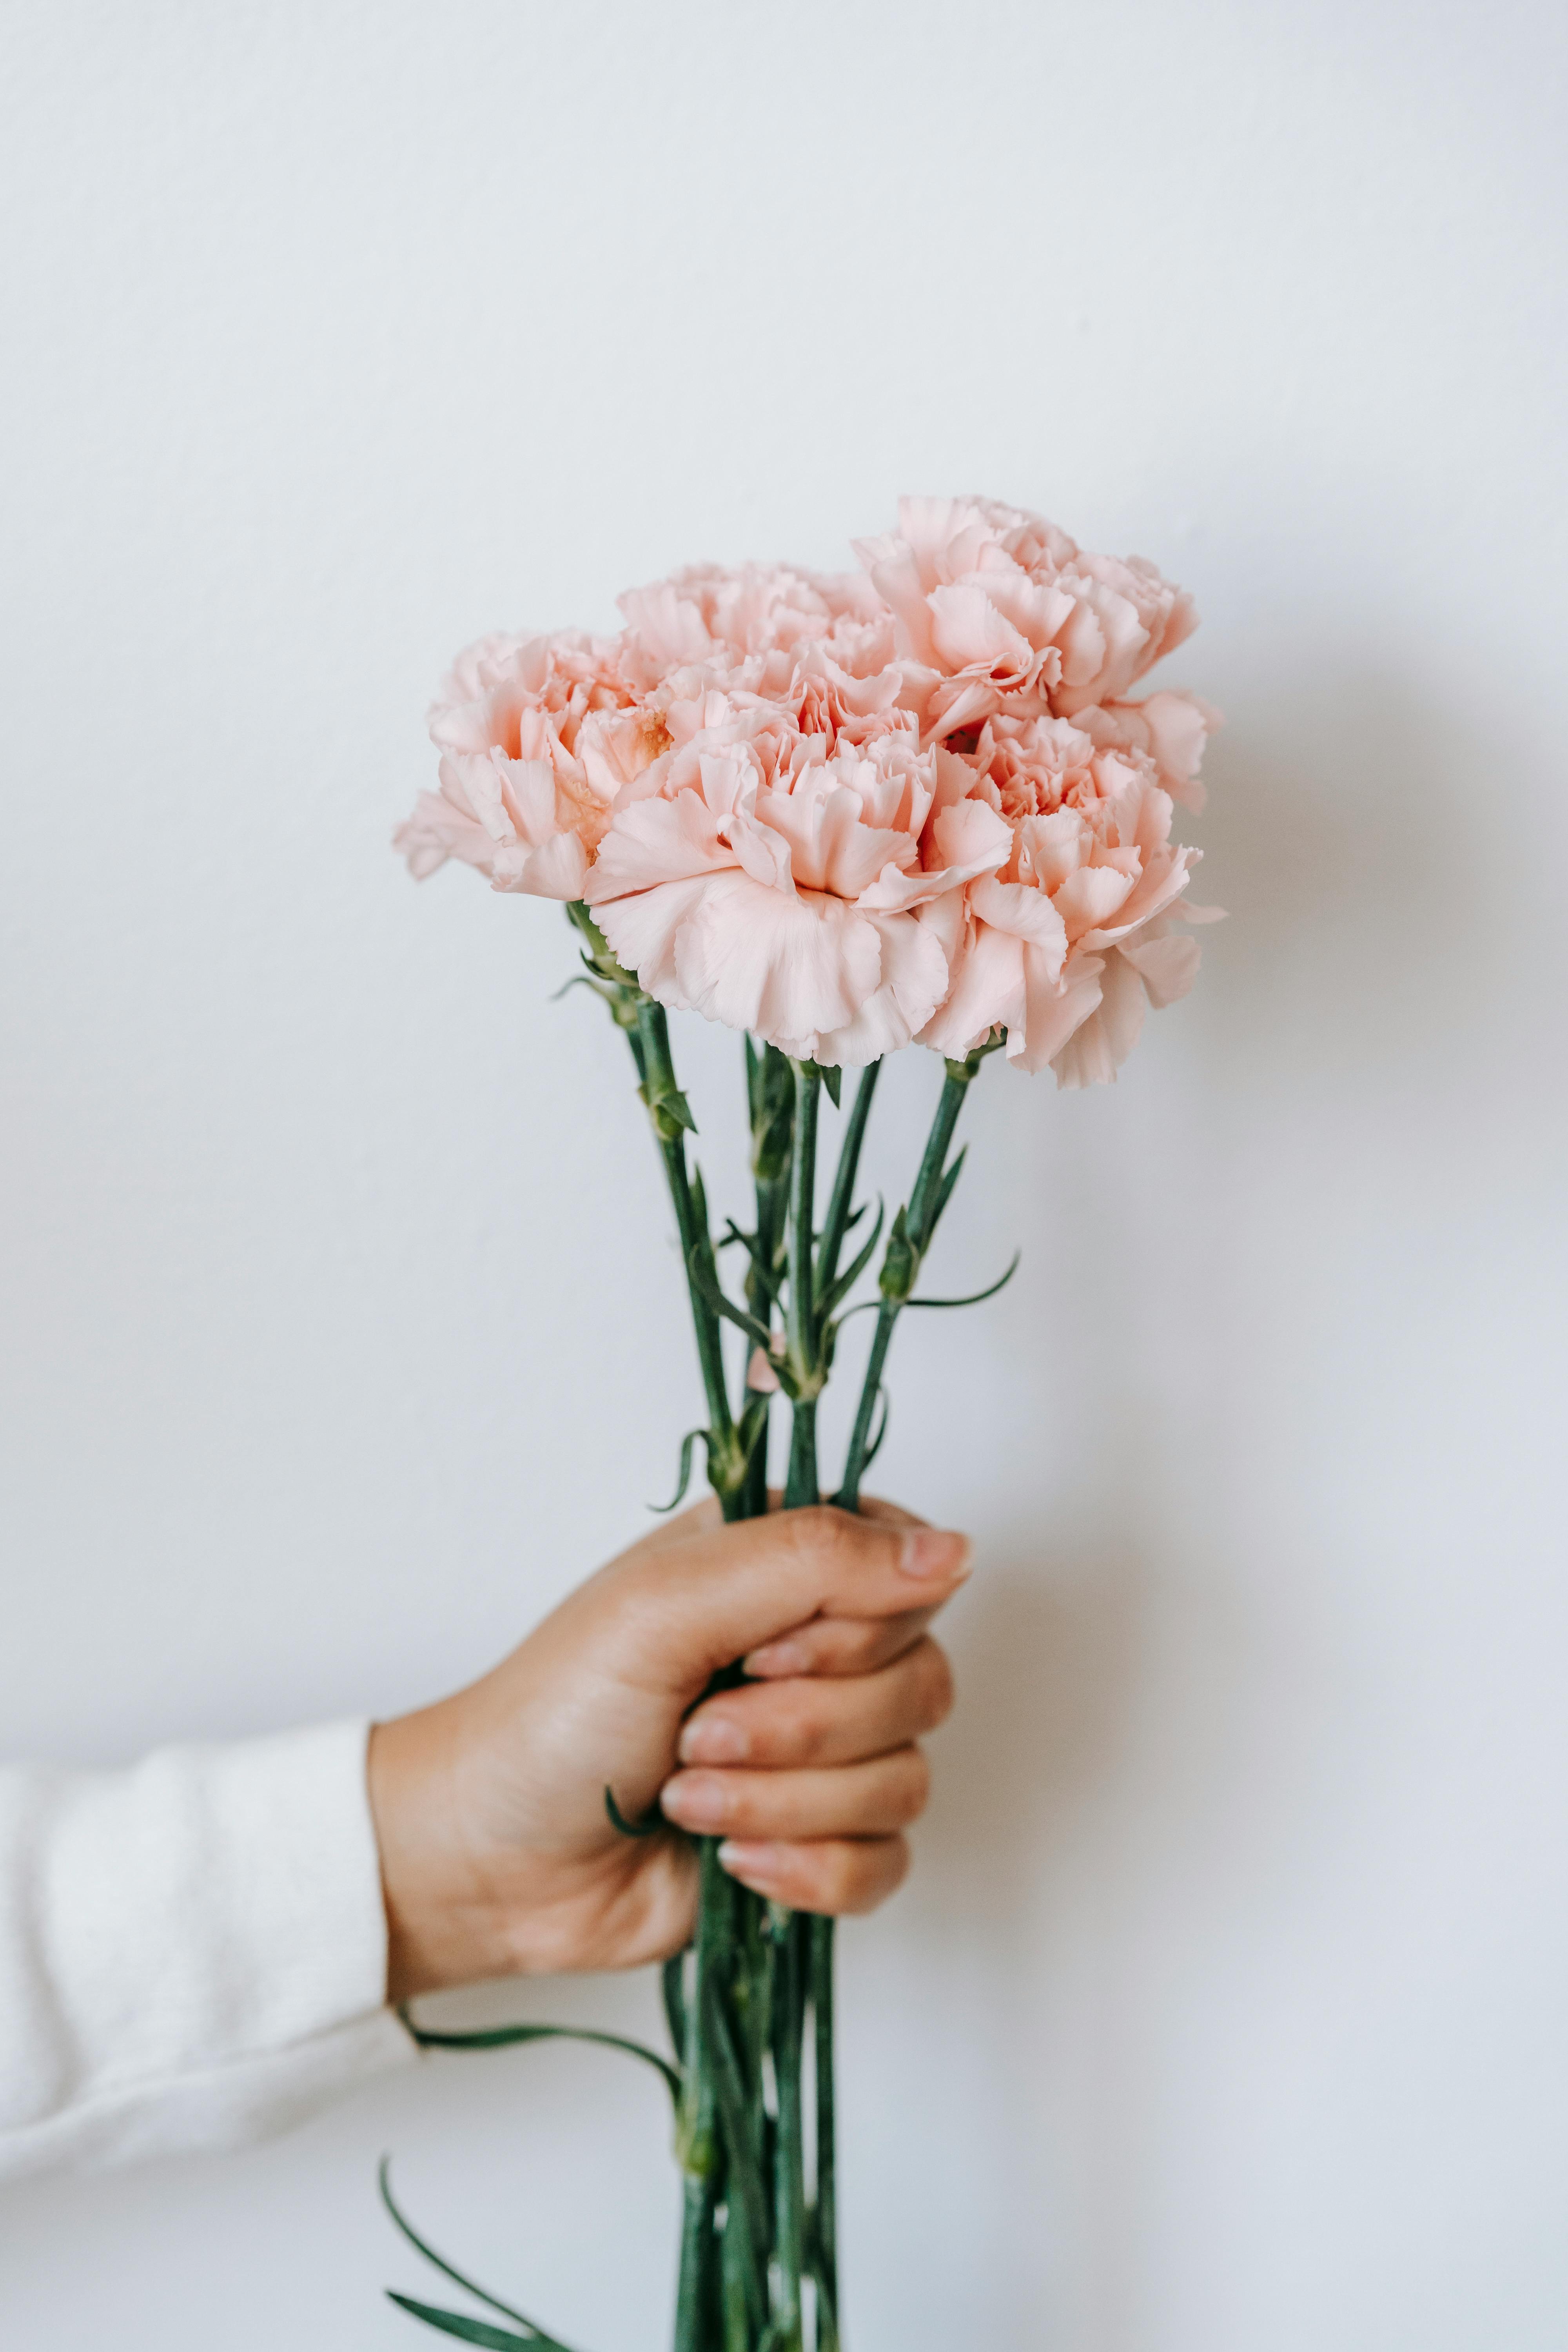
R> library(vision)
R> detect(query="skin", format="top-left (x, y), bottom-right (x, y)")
top-left (368, 1497), bottom-right (969, 2004)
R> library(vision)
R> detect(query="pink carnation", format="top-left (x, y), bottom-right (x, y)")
top-left (394, 629), bottom-right (659, 900)
top-left (584, 677), bottom-right (1002, 1066)
top-left (916, 714), bottom-right (1220, 1085)
top-left (854, 496), bottom-right (1201, 748)
top-left (394, 501), bottom-right (1220, 1083)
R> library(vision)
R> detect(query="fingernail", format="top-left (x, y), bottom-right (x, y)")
top-left (661, 1773), bottom-right (731, 1830)
top-left (718, 1840), bottom-right (786, 1886)
top-left (679, 1715), bottom-right (749, 1765)
top-left (743, 1638), bottom-right (811, 1677)
top-left (899, 1528), bottom-right (972, 1579)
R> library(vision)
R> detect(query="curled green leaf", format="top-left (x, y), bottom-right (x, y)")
top-left (651, 1428), bottom-right (708, 1514)
top-left (402, 2020), bottom-right (681, 2104)
top-left (906, 1249), bottom-right (1022, 1311)
top-left (604, 1786), bottom-right (664, 1838)
top-left (686, 1247), bottom-right (773, 1352)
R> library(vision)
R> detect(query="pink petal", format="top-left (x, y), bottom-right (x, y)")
top-left (919, 918), bottom-right (1024, 1057)
top-left (584, 792), bottom-right (731, 900)
top-left (817, 911), bottom-right (950, 1066)
top-left (672, 875), bottom-right (883, 1050)
top-left (1118, 928), bottom-right (1201, 1008)
top-left (1007, 948), bottom-right (1107, 1075)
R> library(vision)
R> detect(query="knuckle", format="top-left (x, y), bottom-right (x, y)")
top-left (916, 1639), bottom-right (956, 1729)
top-left (784, 1503), bottom-right (858, 1567)
top-left (839, 1836), bottom-right (909, 1915)
top-left (891, 1745), bottom-right (931, 1824)
top-left (785, 1693), bottom-right (833, 1764)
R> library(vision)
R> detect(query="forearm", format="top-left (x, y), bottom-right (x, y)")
top-left (0, 1723), bottom-right (414, 2182)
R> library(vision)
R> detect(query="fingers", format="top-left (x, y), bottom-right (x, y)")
top-left (743, 1607), bottom-right (940, 1681)
top-left (661, 1743), bottom-right (930, 1842)
top-left (714, 1833), bottom-right (910, 1916)
top-left (608, 1503), bottom-right (971, 1691)
top-left (679, 1636), bottom-right (954, 1770)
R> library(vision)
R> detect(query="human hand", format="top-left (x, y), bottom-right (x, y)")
top-left (367, 1499), bottom-right (969, 2002)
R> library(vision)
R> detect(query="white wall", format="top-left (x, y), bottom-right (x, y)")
top-left (3, 2), bottom-right (1566, 2344)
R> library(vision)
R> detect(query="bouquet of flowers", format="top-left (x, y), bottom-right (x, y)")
top-left (386, 497), bottom-right (1220, 2351)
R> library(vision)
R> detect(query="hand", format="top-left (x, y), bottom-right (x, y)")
top-left (367, 1498), bottom-right (969, 2002)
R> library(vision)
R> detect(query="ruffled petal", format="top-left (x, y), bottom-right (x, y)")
top-left (818, 911), bottom-right (951, 1066)
top-left (919, 918), bottom-right (1025, 1057)
top-left (671, 875), bottom-right (883, 1051)
top-left (584, 791), bottom-right (731, 900)
top-left (1048, 948), bottom-right (1146, 1086)
top-left (1007, 947), bottom-right (1107, 1075)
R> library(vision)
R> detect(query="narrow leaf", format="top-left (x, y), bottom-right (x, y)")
top-left (650, 1428), bottom-right (707, 1514)
top-left (379, 2162), bottom-right (565, 2341)
top-left (862, 1387), bottom-right (890, 1472)
top-left (604, 1785), bottom-right (664, 1838)
top-left (905, 1249), bottom-right (1022, 1311)
top-left (385, 2294), bottom-right (545, 2350)
top-left (403, 2022), bottom-right (681, 2103)
top-left (720, 1220), bottom-right (784, 1301)
top-left (686, 1248), bottom-right (774, 1351)
top-left (929, 1142), bottom-right (969, 1234)
top-left (821, 1065), bottom-right (842, 1110)
top-left (817, 1198), bottom-right (885, 1321)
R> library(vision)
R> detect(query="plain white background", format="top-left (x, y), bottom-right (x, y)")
top-left (2, 2), bottom-right (1566, 2345)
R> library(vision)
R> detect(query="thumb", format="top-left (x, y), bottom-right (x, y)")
top-left (609, 1505), bottom-right (972, 1693)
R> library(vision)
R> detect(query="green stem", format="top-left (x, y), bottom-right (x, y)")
top-left (634, 1000), bottom-right (742, 1516)
top-left (907, 1067), bottom-right (971, 1251)
top-left (675, 1842), bottom-right (731, 2352)
top-left (783, 1061), bottom-right (822, 1510)
top-left (817, 1060), bottom-right (881, 1301)
top-left (771, 1914), bottom-right (808, 2350)
top-left (783, 1399), bottom-right (819, 1514)
top-left (837, 1301), bottom-right (896, 1515)
top-left (809, 1915), bottom-right (837, 2342)
top-left (837, 1063), bottom-right (976, 1512)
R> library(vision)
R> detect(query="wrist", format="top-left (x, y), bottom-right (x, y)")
top-left (367, 1700), bottom-right (527, 2002)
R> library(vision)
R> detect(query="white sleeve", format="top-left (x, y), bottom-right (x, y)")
top-left (0, 1720), bottom-right (417, 2181)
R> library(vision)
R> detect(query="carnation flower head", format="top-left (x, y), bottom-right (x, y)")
top-left (394, 628), bottom-right (658, 901)
top-left (916, 711), bottom-right (1219, 1084)
top-left (584, 665), bottom-right (1003, 1066)
top-left (854, 496), bottom-right (1210, 793)
top-left (394, 500), bottom-right (1221, 1083)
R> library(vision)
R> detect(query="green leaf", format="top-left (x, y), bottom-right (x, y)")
top-left (817, 1198), bottom-right (885, 1321)
top-left (385, 2294), bottom-right (543, 2349)
top-left (651, 1428), bottom-right (708, 1514)
top-left (686, 1247), bottom-right (773, 1351)
top-left (862, 1387), bottom-right (890, 1472)
top-left (905, 1249), bottom-right (1021, 1311)
top-left (720, 1220), bottom-right (784, 1303)
top-left (929, 1142), bottom-right (969, 1234)
top-left (379, 2161), bottom-right (577, 2347)
top-left (604, 1785), bottom-right (664, 1838)
top-left (402, 2020), bottom-right (682, 2103)
top-left (821, 1064), bottom-right (843, 1110)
